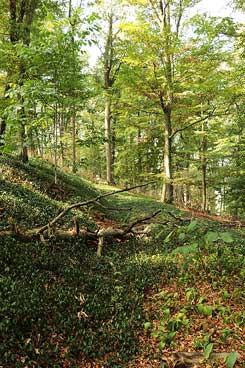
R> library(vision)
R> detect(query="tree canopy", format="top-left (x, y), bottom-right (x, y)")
top-left (0, 0), bottom-right (244, 218)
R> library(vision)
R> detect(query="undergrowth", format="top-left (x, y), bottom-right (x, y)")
top-left (0, 155), bottom-right (244, 367)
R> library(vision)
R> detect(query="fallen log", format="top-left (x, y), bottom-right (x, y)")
top-left (1, 210), bottom-right (162, 256)
top-left (169, 351), bottom-right (240, 367)
top-left (96, 210), bottom-right (161, 256)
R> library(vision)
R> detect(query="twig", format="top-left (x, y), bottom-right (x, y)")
top-left (125, 210), bottom-right (162, 233)
top-left (166, 211), bottom-right (185, 221)
top-left (96, 203), bottom-right (132, 211)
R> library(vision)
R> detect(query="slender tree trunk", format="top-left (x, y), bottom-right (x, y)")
top-left (161, 109), bottom-right (173, 203)
top-left (54, 104), bottom-right (58, 184)
top-left (69, 0), bottom-right (77, 173)
top-left (184, 153), bottom-right (190, 207)
top-left (104, 12), bottom-right (115, 185)
top-left (105, 94), bottom-right (113, 183)
top-left (72, 105), bottom-right (76, 173)
top-left (60, 105), bottom-right (65, 167)
top-left (112, 121), bottom-right (116, 168)
top-left (137, 127), bottom-right (142, 182)
top-left (201, 121), bottom-right (207, 212)
top-left (159, 1), bottom-right (174, 203)
top-left (19, 122), bottom-right (28, 162)
top-left (0, 120), bottom-right (6, 147)
top-left (18, 65), bottom-right (29, 163)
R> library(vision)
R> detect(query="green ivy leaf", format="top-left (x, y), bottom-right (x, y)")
top-left (205, 231), bottom-right (219, 243)
top-left (204, 342), bottom-right (214, 359)
top-left (178, 232), bottom-right (186, 241)
top-left (225, 351), bottom-right (239, 368)
top-left (197, 304), bottom-right (213, 316)
top-left (187, 220), bottom-right (198, 232)
top-left (220, 232), bottom-right (233, 243)
top-left (144, 322), bottom-right (152, 329)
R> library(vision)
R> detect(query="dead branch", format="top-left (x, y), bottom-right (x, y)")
top-left (96, 202), bottom-right (132, 211)
top-left (166, 211), bottom-right (186, 222)
top-left (95, 210), bottom-right (162, 256)
top-left (35, 180), bottom-right (158, 235)
top-left (125, 210), bottom-right (162, 233)
top-left (2, 209), bottom-right (162, 257)
top-left (171, 351), bottom-right (240, 367)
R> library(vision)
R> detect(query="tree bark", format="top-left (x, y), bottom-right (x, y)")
top-left (105, 94), bottom-right (113, 183)
top-left (161, 109), bottom-right (173, 203)
top-left (104, 12), bottom-right (114, 184)
top-left (19, 121), bottom-right (28, 162)
top-left (69, 0), bottom-right (77, 174)
top-left (201, 121), bottom-right (207, 211)
top-left (0, 120), bottom-right (6, 147)
top-left (72, 105), bottom-right (76, 173)
top-left (159, 1), bottom-right (174, 204)
top-left (4, 0), bottom-right (38, 158)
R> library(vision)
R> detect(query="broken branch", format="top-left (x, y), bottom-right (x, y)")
top-left (36, 180), bottom-right (159, 235)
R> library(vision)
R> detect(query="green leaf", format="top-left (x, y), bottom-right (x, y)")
top-left (219, 232), bottom-right (233, 243)
top-left (205, 231), bottom-right (219, 243)
top-left (178, 232), bottom-right (186, 241)
top-left (225, 351), bottom-right (239, 368)
top-left (187, 220), bottom-right (198, 232)
top-left (197, 304), bottom-right (213, 316)
top-left (159, 340), bottom-right (166, 349)
top-left (162, 307), bottom-right (171, 317)
top-left (144, 322), bottom-right (152, 329)
top-left (204, 343), bottom-right (214, 359)
top-left (164, 230), bottom-right (175, 244)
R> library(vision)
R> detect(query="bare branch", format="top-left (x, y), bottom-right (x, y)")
top-left (170, 115), bottom-right (210, 139)
top-left (148, 0), bottom-right (162, 27)
top-left (36, 180), bottom-right (159, 234)
top-left (176, 0), bottom-right (183, 36)
top-left (96, 203), bottom-right (132, 211)
top-left (170, 109), bottom-right (233, 139)
top-left (125, 210), bottom-right (162, 233)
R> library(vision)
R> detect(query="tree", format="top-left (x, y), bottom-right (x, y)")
top-left (100, 0), bottom-right (123, 184)
top-left (119, 0), bottom-right (227, 203)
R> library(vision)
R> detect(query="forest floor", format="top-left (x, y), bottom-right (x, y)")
top-left (178, 207), bottom-right (244, 228)
top-left (0, 155), bottom-right (244, 368)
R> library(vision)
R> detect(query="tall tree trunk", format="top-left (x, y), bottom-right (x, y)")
top-left (60, 105), bottom-right (65, 167)
top-left (54, 104), bottom-right (58, 184)
top-left (159, 1), bottom-right (174, 203)
top-left (201, 122), bottom-right (207, 211)
top-left (72, 105), bottom-right (76, 173)
top-left (105, 94), bottom-right (113, 183)
top-left (0, 120), bottom-right (6, 147)
top-left (5, 0), bottom-right (37, 159)
top-left (69, 0), bottom-right (77, 173)
top-left (137, 127), bottom-right (142, 182)
top-left (19, 121), bottom-right (28, 162)
top-left (161, 109), bottom-right (173, 203)
top-left (104, 12), bottom-right (114, 185)
top-left (18, 64), bottom-right (29, 163)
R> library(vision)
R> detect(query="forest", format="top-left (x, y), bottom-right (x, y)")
top-left (0, 0), bottom-right (244, 367)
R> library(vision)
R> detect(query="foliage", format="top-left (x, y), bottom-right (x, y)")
top-left (0, 155), bottom-right (244, 366)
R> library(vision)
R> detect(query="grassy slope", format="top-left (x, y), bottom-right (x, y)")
top-left (0, 156), bottom-right (244, 368)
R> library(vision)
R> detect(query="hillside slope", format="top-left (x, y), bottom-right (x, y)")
top-left (0, 156), bottom-right (244, 368)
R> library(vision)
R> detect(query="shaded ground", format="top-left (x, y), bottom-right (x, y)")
top-left (179, 207), bottom-right (244, 228)
top-left (0, 155), bottom-right (244, 368)
top-left (127, 279), bottom-right (244, 368)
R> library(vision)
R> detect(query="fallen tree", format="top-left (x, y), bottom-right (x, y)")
top-left (3, 210), bottom-right (162, 256)
top-left (1, 181), bottom-right (165, 256)
top-left (35, 180), bottom-right (159, 235)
